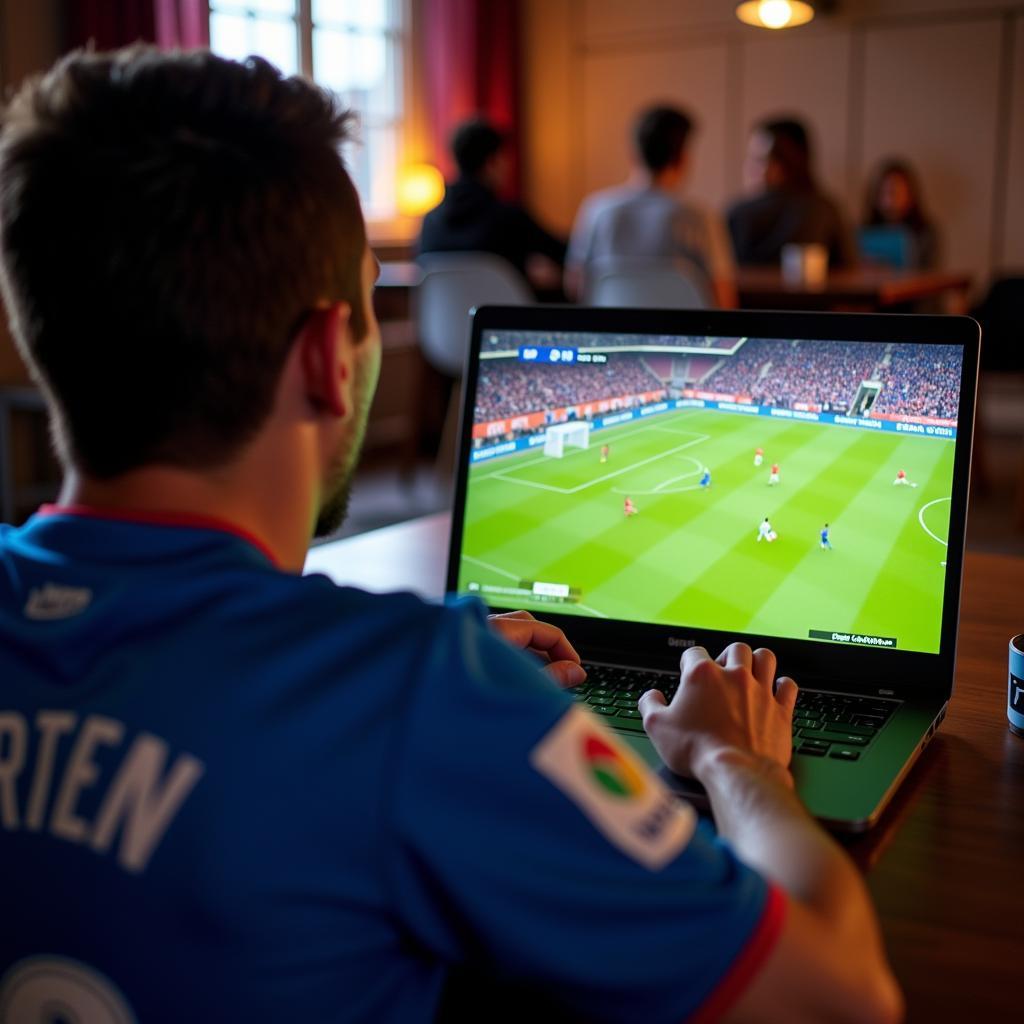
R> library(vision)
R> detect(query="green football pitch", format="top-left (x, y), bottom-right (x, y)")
top-left (457, 409), bottom-right (956, 654)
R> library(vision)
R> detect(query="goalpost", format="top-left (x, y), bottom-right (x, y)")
top-left (543, 421), bottom-right (591, 459)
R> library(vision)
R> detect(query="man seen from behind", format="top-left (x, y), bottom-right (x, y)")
top-left (0, 49), bottom-right (900, 1024)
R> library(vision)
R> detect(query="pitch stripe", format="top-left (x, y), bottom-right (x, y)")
top-left (470, 410), bottom-right (707, 479)
top-left (492, 435), bottom-right (711, 496)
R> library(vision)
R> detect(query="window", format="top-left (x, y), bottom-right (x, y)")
top-left (209, 0), bottom-right (405, 222)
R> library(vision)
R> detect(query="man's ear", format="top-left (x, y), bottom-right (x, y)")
top-left (299, 301), bottom-right (353, 419)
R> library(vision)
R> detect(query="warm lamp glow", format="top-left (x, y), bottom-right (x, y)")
top-left (397, 163), bottom-right (445, 217)
top-left (736, 0), bottom-right (815, 29)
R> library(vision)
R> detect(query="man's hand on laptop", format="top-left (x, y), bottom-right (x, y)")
top-left (641, 642), bottom-right (904, 1024)
top-left (487, 610), bottom-right (586, 688)
top-left (639, 643), bottom-right (797, 782)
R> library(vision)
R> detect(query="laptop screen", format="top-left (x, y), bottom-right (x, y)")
top-left (453, 330), bottom-right (965, 656)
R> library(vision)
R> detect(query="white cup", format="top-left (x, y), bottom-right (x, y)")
top-left (781, 243), bottom-right (829, 290)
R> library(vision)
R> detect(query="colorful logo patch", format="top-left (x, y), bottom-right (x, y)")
top-left (531, 706), bottom-right (696, 870)
top-left (583, 734), bottom-right (648, 798)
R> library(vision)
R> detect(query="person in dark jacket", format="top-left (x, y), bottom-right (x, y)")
top-left (727, 117), bottom-right (857, 269)
top-left (418, 118), bottom-right (566, 298)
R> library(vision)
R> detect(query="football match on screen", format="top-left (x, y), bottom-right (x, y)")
top-left (456, 331), bottom-right (962, 655)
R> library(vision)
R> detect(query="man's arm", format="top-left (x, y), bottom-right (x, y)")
top-left (641, 645), bottom-right (903, 1024)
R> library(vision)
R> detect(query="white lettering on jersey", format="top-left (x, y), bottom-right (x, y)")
top-left (51, 716), bottom-right (125, 843)
top-left (0, 713), bottom-right (28, 828)
top-left (24, 583), bottom-right (93, 620)
top-left (26, 711), bottom-right (77, 830)
top-left (92, 734), bottom-right (204, 873)
top-left (0, 956), bottom-right (137, 1024)
top-left (530, 706), bottom-right (696, 870)
top-left (0, 710), bottom-right (204, 874)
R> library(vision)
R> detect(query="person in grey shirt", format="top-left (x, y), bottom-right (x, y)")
top-left (565, 105), bottom-right (737, 308)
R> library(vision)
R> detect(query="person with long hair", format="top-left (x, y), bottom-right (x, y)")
top-left (727, 117), bottom-right (857, 269)
top-left (862, 158), bottom-right (939, 269)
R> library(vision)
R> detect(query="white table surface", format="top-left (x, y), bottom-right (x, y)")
top-left (303, 512), bottom-right (450, 600)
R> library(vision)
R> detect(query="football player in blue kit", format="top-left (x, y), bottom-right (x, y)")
top-left (0, 49), bottom-right (900, 1024)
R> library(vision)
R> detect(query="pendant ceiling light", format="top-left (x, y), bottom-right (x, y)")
top-left (736, 0), bottom-right (816, 30)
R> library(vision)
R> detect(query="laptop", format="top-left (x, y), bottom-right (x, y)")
top-left (445, 306), bottom-right (980, 831)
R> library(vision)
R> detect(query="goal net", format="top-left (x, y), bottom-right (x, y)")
top-left (543, 421), bottom-right (591, 458)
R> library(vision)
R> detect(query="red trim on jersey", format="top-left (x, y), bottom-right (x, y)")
top-left (36, 504), bottom-right (280, 567)
top-left (687, 884), bottom-right (787, 1024)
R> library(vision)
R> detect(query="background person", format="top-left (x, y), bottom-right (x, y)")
top-left (0, 48), bottom-right (899, 1024)
top-left (419, 116), bottom-right (566, 299)
top-left (862, 158), bottom-right (939, 269)
top-left (728, 116), bottom-right (857, 270)
top-left (565, 104), bottom-right (737, 307)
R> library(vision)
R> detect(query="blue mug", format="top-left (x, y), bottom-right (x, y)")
top-left (1010, 635), bottom-right (1024, 737)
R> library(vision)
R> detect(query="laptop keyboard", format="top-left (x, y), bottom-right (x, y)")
top-left (571, 663), bottom-right (678, 728)
top-left (571, 663), bottom-right (900, 762)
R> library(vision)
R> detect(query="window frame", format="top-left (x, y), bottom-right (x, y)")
top-left (208, 0), bottom-right (414, 241)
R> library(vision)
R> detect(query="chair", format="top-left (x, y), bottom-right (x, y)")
top-left (415, 252), bottom-right (532, 378)
top-left (588, 263), bottom-right (710, 309)
top-left (414, 252), bottom-right (532, 480)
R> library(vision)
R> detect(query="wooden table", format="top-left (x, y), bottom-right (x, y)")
top-left (305, 515), bottom-right (1024, 1021)
top-left (378, 260), bottom-right (973, 315)
top-left (736, 267), bottom-right (973, 312)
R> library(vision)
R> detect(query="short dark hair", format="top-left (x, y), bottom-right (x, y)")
top-left (451, 117), bottom-right (504, 177)
top-left (0, 47), bottom-right (367, 478)
top-left (757, 116), bottom-right (814, 189)
top-left (633, 105), bottom-right (693, 173)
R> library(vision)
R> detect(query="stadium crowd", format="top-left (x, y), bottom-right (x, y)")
top-left (474, 355), bottom-right (664, 422)
top-left (473, 339), bottom-right (960, 425)
top-left (702, 339), bottom-right (958, 418)
top-left (706, 339), bottom-right (880, 410)
top-left (869, 344), bottom-right (962, 419)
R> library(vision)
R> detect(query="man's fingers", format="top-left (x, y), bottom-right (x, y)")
top-left (720, 642), bottom-right (753, 671)
top-left (752, 647), bottom-right (777, 688)
top-left (492, 617), bottom-right (581, 666)
top-left (774, 676), bottom-right (799, 712)
top-left (680, 645), bottom-right (711, 673)
top-left (638, 688), bottom-right (667, 729)
top-left (544, 660), bottom-right (587, 689)
top-left (487, 612), bottom-right (585, 686)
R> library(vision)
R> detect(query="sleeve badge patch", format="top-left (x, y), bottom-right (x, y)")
top-left (530, 706), bottom-right (696, 870)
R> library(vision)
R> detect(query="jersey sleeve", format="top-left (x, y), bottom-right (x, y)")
top-left (385, 600), bottom-right (785, 1023)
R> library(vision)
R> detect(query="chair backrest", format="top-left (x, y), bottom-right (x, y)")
top-left (588, 263), bottom-right (710, 310)
top-left (415, 252), bottom-right (532, 377)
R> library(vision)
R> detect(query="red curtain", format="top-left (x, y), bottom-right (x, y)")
top-left (421, 0), bottom-right (521, 198)
top-left (64, 0), bottom-right (209, 50)
top-left (155, 0), bottom-right (210, 48)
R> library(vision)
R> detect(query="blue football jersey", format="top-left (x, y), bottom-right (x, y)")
top-left (0, 508), bottom-right (783, 1023)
